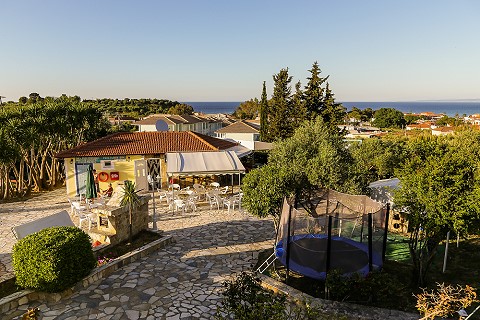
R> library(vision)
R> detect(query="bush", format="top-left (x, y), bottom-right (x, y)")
top-left (13, 226), bottom-right (96, 292)
top-left (216, 271), bottom-right (339, 320)
top-left (325, 269), bottom-right (405, 308)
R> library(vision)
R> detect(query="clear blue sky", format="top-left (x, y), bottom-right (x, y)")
top-left (1, 0), bottom-right (479, 102)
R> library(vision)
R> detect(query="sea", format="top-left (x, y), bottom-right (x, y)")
top-left (185, 101), bottom-right (480, 117)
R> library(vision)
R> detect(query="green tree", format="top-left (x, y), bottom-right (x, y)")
top-left (168, 103), bottom-right (194, 115)
top-left (361, 107), bottom-right (375, 122)
top-left (303, 61), bottom-right (328, 120)
top-left (393, 132), bottom-right (480, 286)
top-left (259, 81), bottom-right (269, 141)
top-left (347, 107), bottom-right (362, 124)
top-left (243, 117), bottom-right (356, 226)
top-left (372, 107), bottom-right (405, 128)
top-left (349, 136), bottom-right (408, 194)
top-left (291, 80), bottom-right (307, 128)
top-left (404, 114), bottom-right (420, 125)
top-left (321, 82), bottom-right (346, 126)
top-left (233, 99), bottom-right (259, 119)
top-left (268, 68), bottom-right (293, 141)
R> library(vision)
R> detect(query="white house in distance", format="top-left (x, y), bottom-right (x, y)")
top-left (215, 120), bottom-right (273, 151)
top-left (134, 114), bottom-right (223, 136)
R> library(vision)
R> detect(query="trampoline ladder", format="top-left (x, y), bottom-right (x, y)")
top-left (256, 252), bottom-right (277, 274)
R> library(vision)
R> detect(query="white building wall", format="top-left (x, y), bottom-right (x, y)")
top-left (220, 132), bottom-right (257, 141)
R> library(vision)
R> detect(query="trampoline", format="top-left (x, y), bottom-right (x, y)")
top-left (275, 234), bottom-right (383, 280)
top-left (274, 189), bottom-right (389, 281)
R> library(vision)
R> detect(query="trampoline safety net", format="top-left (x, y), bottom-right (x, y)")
top-left (275, 189), bottom-right (388, 280)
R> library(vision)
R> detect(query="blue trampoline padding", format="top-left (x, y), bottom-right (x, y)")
top-left (275, 234), bottom-right (383, 280)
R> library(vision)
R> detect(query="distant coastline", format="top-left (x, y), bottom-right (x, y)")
top-left (185, 101), bottom-right (480, 117)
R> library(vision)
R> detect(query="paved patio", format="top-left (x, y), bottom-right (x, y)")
top-left (0, 188), bottom-right (275, 319)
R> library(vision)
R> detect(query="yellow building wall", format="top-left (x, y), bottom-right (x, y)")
top-left (64, 155), bottom-right (144, 199)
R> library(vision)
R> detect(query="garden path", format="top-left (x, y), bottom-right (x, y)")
top-left (1, 188), bottom-right (275, 320)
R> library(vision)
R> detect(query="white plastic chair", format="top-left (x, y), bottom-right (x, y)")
top-left (158, 190), bottom-right (169, 204)
top-left (69, 199), bottom-right (91, 229)
top-left (174, 199), bottom-right (187, 214)
top-left (193, 184), bottom-right (207, 201)
top-left (186, 193), bottom-right (198, 212)
top-left (169, 184), bottom-right (181, 191)
top-left (207, 192), bottom-right (223, 210)
top-left (210, 182), bottom-right (220, 189)
top-left (220, 186), bottom-right (229, 194)
top-left (224, 194), bottom-right (241, 212)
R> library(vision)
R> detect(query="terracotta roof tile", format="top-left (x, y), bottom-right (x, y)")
top-left (55, 131), bottom-right (238, 158)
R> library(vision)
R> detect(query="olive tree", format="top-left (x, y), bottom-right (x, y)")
top-left (242, 117), bottom-right (359, 227)
top-left (393, 131), bottom-right (480, 286)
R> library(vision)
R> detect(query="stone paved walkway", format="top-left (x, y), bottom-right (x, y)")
top-left (1, 189), bottom-right (275, 319)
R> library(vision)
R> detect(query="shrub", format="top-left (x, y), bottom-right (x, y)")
top-left (416, 283), bottom-right (478, 320)
top-left (216, 271), bottom-right (339, 320)
top-left (325, 269), bottom-right (405, 308)
top-left (13, 226), bottom-right (96, 292)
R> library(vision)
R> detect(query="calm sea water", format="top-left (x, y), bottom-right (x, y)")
top-left (185, 101), bottom-right (480, 117)
top-left (341, 101), bottom-right (480, 117)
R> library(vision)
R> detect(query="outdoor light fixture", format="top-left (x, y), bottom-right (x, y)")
top-left (70, 159), bottom-right (74, 164)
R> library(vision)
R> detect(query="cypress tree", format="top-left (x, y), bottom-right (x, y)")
top-left (269, 68), bottom-right (293, 141)
top-left (304, 61), bottom-right (328, 120)
top-left (291, 80), bottom-right (307, 127)
top-left (260, 81), bottom-right (269, 142)
top-left (322, 82), bottom-right (346, 126)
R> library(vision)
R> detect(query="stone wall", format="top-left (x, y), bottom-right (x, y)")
top-left (92, 195), bottom-right (150, 245)
top-left (258, 274), bottom-right (418, 320)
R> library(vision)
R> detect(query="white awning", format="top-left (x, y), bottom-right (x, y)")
top-left (226, 144), bottom-right (252, 158)
top-left (166, 151), bottom-right (246, 176)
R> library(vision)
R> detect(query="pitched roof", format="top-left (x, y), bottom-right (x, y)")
top-left (432, 126), bottom-right (455, 132)
top-left (406, 123), bottom-right (433, 129)
top-left (134, 114), bottom-right (213, 125)
top-left (215, 121), bottom-right (260, 134)
top-left (55, 131), bottom-right (238, 158)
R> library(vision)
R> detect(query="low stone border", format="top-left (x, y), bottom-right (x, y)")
top-left (258, 274), bottom-right (418, 320)
top-left (0, 233), bottom-right (175, 315)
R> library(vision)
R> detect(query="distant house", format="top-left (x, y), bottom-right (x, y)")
top-left (215, 120), bottom-right (273, 151)
top-left (108, 115), bottom-right (138, 126)
top-left (406, 122), bottom-right (435, 131)
top-left (339, 125), bottom-right (382, 139)
top-left (216, 120), bottom-right (260, 141)
top-left (432, 126), bottom-right (455, 136)
top-left (134, 114), bottom-right (223, 136)
top-left (55, 131), bottom-right (241, 198)
top-left (464, 114), bottom-right (480, 125)
top-left (418, 112), bottom-right (444, 120)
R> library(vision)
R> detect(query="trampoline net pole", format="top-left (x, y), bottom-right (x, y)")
top-left (326, 216), bottom-right (333, 274)
top-left (285, 199), bottom-right (293, 284)
top-left (368, 212), bottom-right (373, 272)
top-left (382, 203), bottom-right (390, 263)
top-left (325, 215), bottom-right (333, 300)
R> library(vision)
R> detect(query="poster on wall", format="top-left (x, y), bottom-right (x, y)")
top-left (110, 172), bottom-right (120, 181)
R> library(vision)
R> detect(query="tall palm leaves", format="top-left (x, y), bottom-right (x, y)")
top-left (0, 96), bottom-right (108, 199)
top-left (120, 180), bottom-right (140, 244)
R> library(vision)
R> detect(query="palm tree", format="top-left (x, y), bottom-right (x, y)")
top-left (120, 180), bottom-right (140, 244)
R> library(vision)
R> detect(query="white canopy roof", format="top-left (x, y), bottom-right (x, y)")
top-left (368, 178), bottom-right (400, 204)
top-left (166, 151), bottom-right (245, 176)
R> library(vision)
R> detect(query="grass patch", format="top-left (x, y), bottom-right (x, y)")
top-left (260, 235), bottom-right (480, 314)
